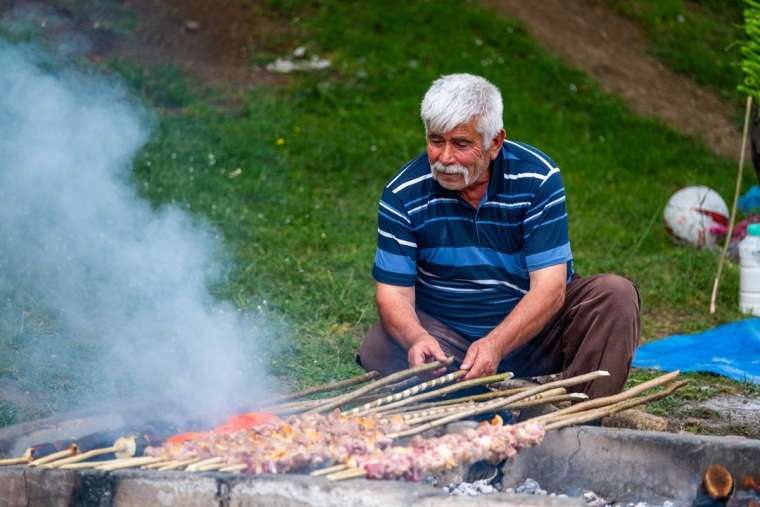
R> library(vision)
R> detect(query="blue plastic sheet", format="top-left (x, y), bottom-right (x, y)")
top-left (632, 318), bottom-right (760, 384)
top-left (739, 185), bottom-right (760, 213)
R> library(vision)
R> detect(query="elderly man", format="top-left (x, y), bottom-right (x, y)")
top-left (357, 73), bottom-right (639, 398)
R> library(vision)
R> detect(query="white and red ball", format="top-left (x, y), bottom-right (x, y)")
top-left (663, 186), bottom-right (728, 248)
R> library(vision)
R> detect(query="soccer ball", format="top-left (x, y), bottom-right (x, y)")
top-left (663, 186), bottom-right (729, 248)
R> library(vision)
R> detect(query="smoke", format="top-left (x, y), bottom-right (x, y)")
top-left (0, 41), bottom-right (274, 418)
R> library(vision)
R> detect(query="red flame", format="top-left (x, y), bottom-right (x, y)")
top-left (165, 412), bottom-right (279, 445)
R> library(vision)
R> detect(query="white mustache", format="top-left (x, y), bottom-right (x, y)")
top-left (431, 161), bottom-right (468, 176)
top-left (431, 161), bottom-right (474, 186)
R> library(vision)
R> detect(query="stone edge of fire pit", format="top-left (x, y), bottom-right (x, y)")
top-left (0, 467), bottom-right (585, 507)
top-left (501, 425), bottom-right (760, 505)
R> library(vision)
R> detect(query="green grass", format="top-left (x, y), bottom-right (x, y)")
top-left (606, 0), bottom-right (745, 108)
top-left (0, 0), bottom-right (757, 427)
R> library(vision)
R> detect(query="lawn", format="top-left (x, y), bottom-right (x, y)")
top-left (0, 0), bottom-right (756, 426)
top-left (605, 0), bottom-right (746, 111)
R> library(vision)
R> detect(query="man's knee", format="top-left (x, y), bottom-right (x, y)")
top-left (588, 274), bottom-right (640, 315)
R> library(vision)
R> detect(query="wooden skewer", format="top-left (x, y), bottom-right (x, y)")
top-left (185, 457), bottom-right (222, 472)
top-left (60, 459), bottom-right (122, 470)
top-left (197, 462), bottom-right (228, 472)
top-left (347, 370), bottom-right (467, 415)
top-left (41, 441), bottom-right (130, 469)
top-left (543, 380), bottom-right (688, 430)
top-left (0, 448), bottom-right (34, 466)
top-left (157, 458), bottom-right (201, 471)
top-left (401, 392), bottom-right (585, 426)
top-left (29, 444), bottom-right (78, 467)
top-left (97, 457), bottom-right (162, 471)
top-left (388, 370), bottom-right (610, 439)
top-left (378, 386), bottom-right (532, 415)
top-left (269, 371), bottom-right (380, 403)
top-left (142, 460), bottom-right (174, 470)
top-left (531, 370), bottom-right (681, 424)
top-left (219, 463), bottom-right (247, 473)
top-left (367, 372), bottom-right (514, 415)
top-left (310, 463), bottom-right (349, 476)
top-left (306, 358), bottom-right (454, 414)
top-left (264, 398), bottom-right (327, 414)
top-left (327, 467), bottom-right (366, 481)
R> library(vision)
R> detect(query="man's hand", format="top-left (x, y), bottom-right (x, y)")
top-left (460, 337), bottom-right (503, 380)
top-left (407, 336), bottom-right (448, 368)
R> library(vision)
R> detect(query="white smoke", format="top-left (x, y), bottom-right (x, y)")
top-left (0, 42), bottom-right (273, 417)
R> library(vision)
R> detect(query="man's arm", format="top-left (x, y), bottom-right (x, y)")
top-left (460, 263), bottom-right (567, 379)
top-left (376, 282), bottom-right (448, 367)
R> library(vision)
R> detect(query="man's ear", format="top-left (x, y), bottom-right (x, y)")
top-left (489, 129), bottom-right (506, 160)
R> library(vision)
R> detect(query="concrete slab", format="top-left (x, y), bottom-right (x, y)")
top-left (502, 426), bottom-right (760, 505)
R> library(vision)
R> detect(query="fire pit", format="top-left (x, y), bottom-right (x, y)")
top-left (0, 364), bottom-right (718, 506)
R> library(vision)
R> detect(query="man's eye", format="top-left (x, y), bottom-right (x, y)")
top-left (455, 141), bottom-right (471, 148)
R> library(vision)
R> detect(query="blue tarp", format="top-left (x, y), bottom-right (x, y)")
top-left (632, 318), bottom-right (760, 384)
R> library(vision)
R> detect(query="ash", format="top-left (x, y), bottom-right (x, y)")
top-left (444, 477), bottom-right (677, 507)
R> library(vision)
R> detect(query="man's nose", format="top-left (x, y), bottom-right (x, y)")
top-left (440, 142), bottom-right (456, 165)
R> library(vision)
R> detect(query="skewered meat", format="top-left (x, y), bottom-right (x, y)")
top-left (145, 412), bottom-right (405, 474)
top-left (346, 420), bottom-right (545, 481)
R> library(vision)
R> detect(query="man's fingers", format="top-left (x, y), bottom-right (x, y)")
top-left (460, 346), bottom-right (479, 371)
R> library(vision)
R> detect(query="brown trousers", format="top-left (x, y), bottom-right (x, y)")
top-left (357, 274), bottom-right (640, 399)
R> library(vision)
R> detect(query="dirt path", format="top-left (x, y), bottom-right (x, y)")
top-left (486, 0), bottom-right (742, 161)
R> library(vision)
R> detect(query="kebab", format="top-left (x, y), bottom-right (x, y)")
top-left (327, 417), bottom-right (545, 481)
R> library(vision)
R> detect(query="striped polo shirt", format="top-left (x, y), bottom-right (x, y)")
top-left (372, 140), bottom-right (573, 340)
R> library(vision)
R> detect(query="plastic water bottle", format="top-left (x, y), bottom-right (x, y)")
top-left (739, 223), bottom-right (760, 315)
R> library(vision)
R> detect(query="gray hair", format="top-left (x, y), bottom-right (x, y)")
top-left (420, 73), bottom-right (503, 147)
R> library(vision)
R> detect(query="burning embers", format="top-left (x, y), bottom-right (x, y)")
top-left (0, 360), bottom-right (685, 483)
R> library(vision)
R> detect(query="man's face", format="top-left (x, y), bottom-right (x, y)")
top-left (426, 120), bottom-right (497, 191)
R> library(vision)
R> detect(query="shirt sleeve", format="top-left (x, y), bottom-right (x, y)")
top-left (372, 188), bottom-right (418, 286)
top-left (522, 168), bottom-right (573, 272)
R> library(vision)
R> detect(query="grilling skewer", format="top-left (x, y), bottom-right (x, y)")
top-left (96, 456), bottom-right (162, 471)
top-left (157, 457), bottom-right (201, 471)
top-left (268, 371), bottom-right (380, 403)
top-left (377, 385), bottom-right (534, 415)
top-left (361, 372), bottom-right (514, 416)
top-left (41, 436), bottom-right (136, 468)
top-left (306, 358), bottom-right (455, 414)
top-left (388, 370), bottom-right (610, 439)
top-left (0, 448), bottom-right (34, 466)
top-left (542, 380), bottom-right (687, 430)
top-left (530, 370), bottom-right (682, 425)
top-left (28, 444), bottom-right (78, 467)
top-left (345, 370), bottom-right (467, 415)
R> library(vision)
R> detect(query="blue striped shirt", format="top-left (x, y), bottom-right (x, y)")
top-left (373, 140), bottom-right (574, 340)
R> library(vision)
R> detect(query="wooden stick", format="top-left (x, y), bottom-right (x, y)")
top-left (367, 372), bottom-right (513, 415)
top-left (378, 386), bottom-right (532, 415)
top-left (41, 443), bottom-right (125, 469)
top-left (347, 370), bottom-right (466, 415)
top-left (142, 460), bottom-right (175, 470)
top-left (0, 448), bottom-right (33, 466)
top-left (711, 94), bottom-right (753, 314)
top-left (60, 459), bottom-right (122, 470)
top-left (387, 370), bottom-right (609, 439)
top-left (29, 445), bottom-right (78, 467)
top-left (269, 371), bottom-right (380, 403)
top-left (310, 464), bottom-right (349, 476)
top-left (543, 380), bottom-right (687, 430)
top-left (305, 358), bottom-right (454, 414)
top-left (157, 458), bottom-right (201, 471)
top-left (326, 468), bottom-right (366, 481)
top-left (401, 392), bottom-right (584, 426)
top-left (97, 457), bottom-right (162, 471)
top-left (185, 457), bottom-right (222, 472)
top-left (219, 463), bottom-right (247, 473)
top-left (197, 462), bottom-right (228, 472)
top-left (530, 370), bottom-right (680, 424)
